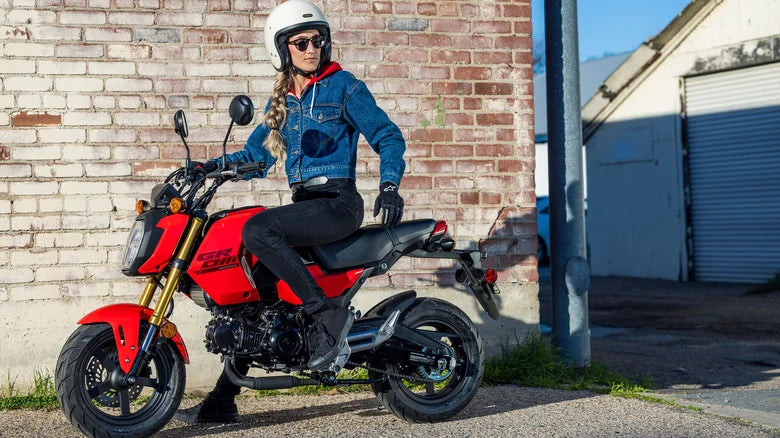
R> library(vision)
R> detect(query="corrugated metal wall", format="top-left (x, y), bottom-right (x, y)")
top-left (685, 62), bottom-right (780, 283)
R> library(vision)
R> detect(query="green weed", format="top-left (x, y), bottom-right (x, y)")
top-left (0, 370), bottom-right (58, 411)
top-left (483, 335), bottom-right (644, 393)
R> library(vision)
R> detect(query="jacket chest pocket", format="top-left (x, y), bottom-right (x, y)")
top-left (301, 104), bottom-right (343, 154)
top-left (305, 104), bottom-right (342, 124)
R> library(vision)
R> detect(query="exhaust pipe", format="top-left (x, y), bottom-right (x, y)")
top-left (224, 360), bottom-right (319, 390)
top-left (347, 310), bottom-right (400, 353)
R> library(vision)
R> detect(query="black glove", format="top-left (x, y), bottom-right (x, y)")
top-left (373, 181), bottom-right (404, 228)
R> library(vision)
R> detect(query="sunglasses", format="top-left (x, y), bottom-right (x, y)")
top-left (287, 36), bottom-right (326, 52)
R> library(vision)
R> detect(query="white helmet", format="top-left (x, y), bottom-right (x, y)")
top-left (264, 0), bottom-right (331, 72)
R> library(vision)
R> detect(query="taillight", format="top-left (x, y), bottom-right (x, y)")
top-left (432, 221), bottom-right (447, 237)
top-left (484, 269), bottom-right (498, 284)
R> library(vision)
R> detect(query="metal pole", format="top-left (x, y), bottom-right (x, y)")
top-left (543, 0), bottom-right (591, 366)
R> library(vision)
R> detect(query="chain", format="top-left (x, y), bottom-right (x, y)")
top-left (345, 360), bottom-right (437, 383)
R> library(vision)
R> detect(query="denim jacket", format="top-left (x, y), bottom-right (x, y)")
top-left (221, 64), bottom-right (406, 187)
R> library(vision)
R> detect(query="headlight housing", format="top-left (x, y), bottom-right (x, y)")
top-left (122, 221), bottom-right (145, 271)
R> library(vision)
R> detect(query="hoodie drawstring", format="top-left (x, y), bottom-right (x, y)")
top-left (310, 81), bottom-right (317, 117)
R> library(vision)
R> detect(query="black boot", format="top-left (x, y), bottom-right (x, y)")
top-left (307, 303), bottom-right (354, 371)
top-left (173, 358), bottom-right (250, 424)
top-left (173, 392), bottom-right (238, 424)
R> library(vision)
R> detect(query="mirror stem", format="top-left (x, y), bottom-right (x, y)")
top-left (181, 135), bottom-right (191, 178)
top-left (222, 119), bottom-right (234, 170)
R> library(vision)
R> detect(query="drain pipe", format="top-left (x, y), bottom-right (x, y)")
top-left (543, 0), bottom-right (591, 367)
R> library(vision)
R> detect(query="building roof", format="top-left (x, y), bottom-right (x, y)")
top-left (534, 53), bottom-right (629, 142)
top-left (581, 0), bottom-right (718, 141)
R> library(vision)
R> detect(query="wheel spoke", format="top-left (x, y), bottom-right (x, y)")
top-left (119, 388), bottom-right (131, 416)
top-left (134, 376), bottom-right (158, 389)
top-left (87, 381), bottom-right (114, 399)
top-left (426, 381), bottom-right (435, 395)
top-left (92, 349), bottom-right (118, 373)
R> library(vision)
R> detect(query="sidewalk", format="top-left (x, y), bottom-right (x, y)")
top-left (540, 271), bottom-right (780, 430)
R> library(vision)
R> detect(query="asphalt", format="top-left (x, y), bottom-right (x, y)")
top-left (540, 268), bottom-right (780, 430)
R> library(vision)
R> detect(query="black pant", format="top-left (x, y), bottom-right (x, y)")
top-left (211, 179), bottom-right (363, 399)
top-left (241, 178), bottom-right (364, 314)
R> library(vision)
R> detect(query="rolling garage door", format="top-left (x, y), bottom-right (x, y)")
top-left (684, 62), bottom-right (780, 283)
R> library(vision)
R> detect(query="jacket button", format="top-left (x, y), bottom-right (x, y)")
top-left (293, 150), bottom-right (299, 155)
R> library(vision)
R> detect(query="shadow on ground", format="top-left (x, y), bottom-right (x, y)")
top-left (540, 273), bottom-right (780, 392)
top-left (156, 386), bottom-right (595, 438)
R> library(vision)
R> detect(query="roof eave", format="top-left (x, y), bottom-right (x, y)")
top-left (582, 0), bottom-right (721, 141)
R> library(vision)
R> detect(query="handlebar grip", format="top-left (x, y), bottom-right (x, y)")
top-left (238, 161), bottom-right (266, 174)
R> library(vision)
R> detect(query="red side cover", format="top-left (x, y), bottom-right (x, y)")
top-left (78, 303), bottom-right (190, 374)
top-left (138, 214), bottom-right (189, 274)
top-left (277, 265), bottom-right (364, 305)
top-left (188, 207), bottom-right (265, 306)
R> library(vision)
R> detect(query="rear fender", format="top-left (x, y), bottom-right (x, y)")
top-left (78, 303), bottom-right (190, 374)
top-left (363, 290), bottom-right (417, 318)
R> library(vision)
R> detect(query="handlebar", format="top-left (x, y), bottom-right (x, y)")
top-left (204, 161), bottom-right (266, 179)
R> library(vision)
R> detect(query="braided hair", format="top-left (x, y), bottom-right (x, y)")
top-left (263, 70), bottom-right (293, 161)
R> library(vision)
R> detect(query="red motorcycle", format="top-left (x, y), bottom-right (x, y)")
top-left (55, 96), bottom-right (500, 438)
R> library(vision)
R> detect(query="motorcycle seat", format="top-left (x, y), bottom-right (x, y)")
top-left (310, 219), bottom-right (436, 271)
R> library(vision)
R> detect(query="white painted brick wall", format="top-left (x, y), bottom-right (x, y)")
top-left (59, 249), bottom-right (107, 264)
top-left (39, 128), bottom-right (87, 144)
top-left (11, 250), bottom-right (59, 266)
top-left (36, 266), bottom-right (85, 282)
top-left (0, 60), bottom-right (36, 74)
top-left (9, 284), bottom-right (61, 301)
top-left (88, 61), bottom-right (136, 75)
top-left (62, 215), bottom-right (111, 230)
top-left (3, 43), bottom-right (55, 57)
top-left (34, 164), bottom-right (84, 178)
top-left (13, 145), bottom-right (63, 160)
top-left (61, 181), bottom-right (109, 195)
top-left (17, 94), bottom-right (42, 108)
top-left (11, 216), bottom-right (61, 231)
top-left (9, 182), bottom-right (59, 195)
top-left (38, 61), bottom-right (87, 75)
top-left (12, 199), bottom-right (37, 213)
top-left (0, 268), bottom-right (34, 284)
top-left (35, 232), bottom-right (84, 248)
top-left (0, 164), bottom-right (33, 177)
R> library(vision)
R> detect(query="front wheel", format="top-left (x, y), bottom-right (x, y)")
top-left (369, 298), bottom-right (484, 422)
top-left (55, 323), bottom-right (185, 438)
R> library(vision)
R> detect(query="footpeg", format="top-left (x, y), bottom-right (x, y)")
top-left (329, 340), bottom-right (351, 373)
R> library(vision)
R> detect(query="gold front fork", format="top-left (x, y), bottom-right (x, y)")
top-left (148, 216), bottom-right (204, 327)
top-left (138, 275), bottom-right (160, 308)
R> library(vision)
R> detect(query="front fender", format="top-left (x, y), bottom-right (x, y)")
top-left (78, 303), bottom-right (190, 374)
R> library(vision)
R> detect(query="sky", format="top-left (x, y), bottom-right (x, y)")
top-left (531, 0), bottom-right (693, 61)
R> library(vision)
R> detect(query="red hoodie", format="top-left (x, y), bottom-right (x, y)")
top-left (288, 62), bottom-right (343, 98)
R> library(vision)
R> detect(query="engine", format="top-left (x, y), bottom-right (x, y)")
top-left (204, 307), bottom-right (306, 368)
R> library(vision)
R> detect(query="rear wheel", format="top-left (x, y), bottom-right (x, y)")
top-left (55, 323), bottom-right (185, 438)
top-left (369, 298), bottom-right (484, 422)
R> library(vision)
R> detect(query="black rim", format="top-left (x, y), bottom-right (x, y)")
top-left (76, 326), bottom-right (172, 424)
top-left (393, 317), bottom-right (475, 405)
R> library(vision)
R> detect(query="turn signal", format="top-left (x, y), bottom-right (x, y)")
top-left (160, 322), bottom-right (178, 339)
top-left (135, 200), bottom-right (150, 214)
top-left (484, 269), bottom-right (498, 284)
top-left (169, 198), bottom-right (185, 214)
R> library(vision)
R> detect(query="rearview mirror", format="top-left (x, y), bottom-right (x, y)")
top-left (173, 110), bottom-right (188, 138)
top-left (229, 95), bottom-right (254, 126)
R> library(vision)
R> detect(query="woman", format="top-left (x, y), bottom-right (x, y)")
top-left (177, 0), bottom-right (406, 423)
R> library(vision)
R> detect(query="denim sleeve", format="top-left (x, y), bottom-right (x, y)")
top-left (210, 99), bottom-right (278, 180)
top-left (343, 80), bottom-right (406, 187)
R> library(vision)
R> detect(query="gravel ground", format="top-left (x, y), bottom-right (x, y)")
top-left (1, 386), bottom-right (777, 438)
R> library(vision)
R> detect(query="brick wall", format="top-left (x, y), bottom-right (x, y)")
top-left (0, 1), bottom-right (535, 305)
